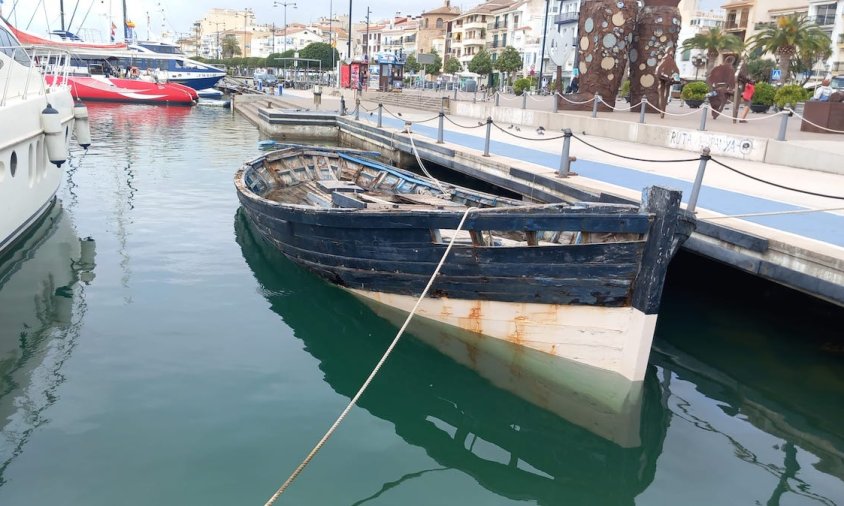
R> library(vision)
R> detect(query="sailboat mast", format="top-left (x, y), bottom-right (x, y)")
top-left (122, 0), bottom-right (128, 40)
top-left (60, 0), bottom-right (66, 31)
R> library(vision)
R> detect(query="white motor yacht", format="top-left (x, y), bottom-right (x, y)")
top-left (0, 18), bottom-right (89, 255)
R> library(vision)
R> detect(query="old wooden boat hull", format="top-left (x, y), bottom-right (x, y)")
top-left (235, 148), bottom-right (692, 382)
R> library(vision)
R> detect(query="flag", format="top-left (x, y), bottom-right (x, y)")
top-left (110, 22), bottom-right (116, 42)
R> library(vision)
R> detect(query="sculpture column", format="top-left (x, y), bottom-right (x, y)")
top-left (628, 0), bottom-right (682, 111)
top-left (559, 0), bottom-right (638, 111)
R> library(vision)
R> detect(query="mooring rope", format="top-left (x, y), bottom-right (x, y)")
top-left (407, 131), bottom-right (448, 195)
top-left (700, 207), bottom-right (844, 220)
top-left (262, 206), bottom-right (477, 506)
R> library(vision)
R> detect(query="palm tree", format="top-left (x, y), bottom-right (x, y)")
top-left (748, 14), bottom-right (831, 83)
top-left (682, 27), bottom-right (744, 77)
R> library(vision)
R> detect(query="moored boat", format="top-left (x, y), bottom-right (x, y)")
top-left (44, 73), bottom-right (198, 105)
top-left (1, 18), bottom-right (90, 255)
top-left (235, 147), bottom-right (694, 382)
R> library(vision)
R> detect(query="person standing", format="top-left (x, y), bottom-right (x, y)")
top-left (739, 79), bottom-right (756, 122)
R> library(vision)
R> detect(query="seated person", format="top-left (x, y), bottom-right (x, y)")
top-left (813, 78), bottom-right (833, 102)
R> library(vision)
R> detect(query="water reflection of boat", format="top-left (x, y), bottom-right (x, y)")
top-left (235, 209), bottom-right (668, 504)
top-left (0, 201), bottom-right (95, 484)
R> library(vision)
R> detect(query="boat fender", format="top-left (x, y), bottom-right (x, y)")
top-left (41, 103), bottom-right (67, 167)
top-left (73, 101), bottom-right (92, 149)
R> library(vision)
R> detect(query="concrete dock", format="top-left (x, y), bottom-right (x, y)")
top-left (233, 88), bottom-right (844, 308)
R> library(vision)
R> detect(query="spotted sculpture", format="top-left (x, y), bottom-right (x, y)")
top-left (560, 0), bottom-right (638, 111)
top-left (628, 0), bottom-right (681, 113)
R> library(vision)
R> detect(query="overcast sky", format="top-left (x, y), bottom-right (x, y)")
top-left (7, 0), bottom-right (723, 41)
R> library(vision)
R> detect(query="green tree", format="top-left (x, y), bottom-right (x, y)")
top-left (681, 27), bottom-right (743, 77)
top-left (468, 49), bottom-right (493, 77)
top-left (299, 42), bottom-right (340, 71)
top-left (221, 34), bottom-right (242, 59)
top-left (423, 49), bottom-right (443, 76)
top-left (744, 55), bottom-right (777, 82)
top-left (494, 46), bottom-right (523, 85)
top-left (791, 32), bottom-right (833, 84)
top-left (404, 54), bottom-right (421, 74)
top-left (443, 57), bottom-right (462, 75)
top-left (748, 14), bottom-right (831, 83)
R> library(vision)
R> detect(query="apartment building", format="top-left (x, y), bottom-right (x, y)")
top-left (808, 0), bottom-right (844, 73)
top-left (677, 0), bottom-right (726, 78)
top-left (419, 1), bottom-right (461, 55)
top-left (721, 0), bottom-right (807, 43)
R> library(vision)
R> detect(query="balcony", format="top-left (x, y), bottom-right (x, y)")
top-left (487, 22), bottom-right (507, 31)
top-left (839, 33), bottom-right (844, 46)
top-left (463, 37), bottom-right (486, 47)
top-left (554, 11), bottom-right (579, 24)
top-left (463, 21), bottom-right (487, 30)
top-left (724, 19), bottom-right (748, 30)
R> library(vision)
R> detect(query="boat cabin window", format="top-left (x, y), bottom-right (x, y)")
top-left (0, 26), bottom-right (30, 65)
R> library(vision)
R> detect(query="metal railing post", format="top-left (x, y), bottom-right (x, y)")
top-left (777, 110), bottom-right (791, 141)
top-left (522, 92), bottom-right (527, 110)
top-left (558, 128), bottom-right (573, 177)
top-left (474, 89), bottom-right (477, 103)
top-left (377, 103), bottom-right (383, 128)
top-left (483, 117), bottom-right (492, 157)
top-left (339, 96), bottom-right (346, 116)
top-left (687, 147), bottom-right (711, 213)
top-left (592, 95), bottom-right (601, 118)
top-left (553, 92), bottom-right (559, 113)
top-left (355, 98), bottom-right (360, 121)
top-left (454, 84), bottom-right (458, 101)
top-left (699, 104), bottom-right (708, 131)
top-left (495, 92), bottom-right (500, 107)
top-left (438, 97), bottom-right (446, 144)
top-left (639, 97), bottom-right (647, 123)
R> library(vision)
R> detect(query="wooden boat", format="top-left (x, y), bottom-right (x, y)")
top-left (235, 147), bottom-right (694, 382)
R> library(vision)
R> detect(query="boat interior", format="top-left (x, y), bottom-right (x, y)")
top-left (242, 148), bottom-right (648, 247)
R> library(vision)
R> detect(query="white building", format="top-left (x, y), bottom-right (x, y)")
top-left (677, 0), bottom-right (726, 79)
top-left (808, 0), bottom-right (844, 74)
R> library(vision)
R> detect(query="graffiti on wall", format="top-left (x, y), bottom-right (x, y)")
top-left (667, 129), bottom-right (758, 158)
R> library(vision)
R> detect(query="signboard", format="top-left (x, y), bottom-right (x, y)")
top-left (771, 69), bottom-right (782, 81)
top-left (417, 53), bottom-right (436, 65)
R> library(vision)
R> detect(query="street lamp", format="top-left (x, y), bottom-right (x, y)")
top-left (274, 1), bottom-right (297, 54)
top-left (212, 21), bottom-right (225, 60)
top-left (691, 54), bottom-right (707, 81)
top-left (239, 8), bottom-right (253, 57)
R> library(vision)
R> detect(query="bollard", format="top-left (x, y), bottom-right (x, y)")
top-left (558, 128), bottom-right (573, 177)
top-left (377, 103), bottom-right (383, 128)
top-left (340, 96), bottom-right (346, 116)
top-left (495, 92), bottom-right (500, 107)
top-left (687, 147), bottom-right (711, 213)
top-left (553, 93), bottom-right (558, 113)
top-left (698, 104), bottom-right (708, 131)
top-left (639, 98), bottom-right (647, 123)
top-left (454, 85), bottom-right (458, 101)
top-left (474, 89), bottom-right (477, 104)
top-left (355, 98), bottom-right (360, 121)
top-left (777, 110), bottom-right (791, 141)
top-left (483, 117), bottom-right (492, 157)
top-left (592, 95), bottom-right (601, 118)
top-left (438, 97), bottom-right (446, 144)
top-left (522, 92), bottom-right (527, 110)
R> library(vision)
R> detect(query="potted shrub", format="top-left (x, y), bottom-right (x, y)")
top-left (619, 79), bottom-right (631, 102)
top-left (750, 82), bottom-right (775, 113)
top-left (513, 77), bottom-right (536, 96)
top-left (681, 81), bottom-right (708, 108)
top-left (774, 84), bottom-right (806, 111)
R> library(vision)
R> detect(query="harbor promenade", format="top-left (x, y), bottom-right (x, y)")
top-left (233, 88), bottom-right (844, 307)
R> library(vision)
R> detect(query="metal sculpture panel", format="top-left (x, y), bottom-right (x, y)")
top-left (628, 0), bottom-right (681, 112)
top-left (559, 0), bottom-right (638, 111)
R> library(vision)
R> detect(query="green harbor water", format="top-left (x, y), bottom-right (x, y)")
top-left (0, 103), bottom-right (842, 505)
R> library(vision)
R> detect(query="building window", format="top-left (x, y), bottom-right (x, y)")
top-left (816, 3), bottom-right (836, 25)
top-left (436, 18), bottom-right (444, 29)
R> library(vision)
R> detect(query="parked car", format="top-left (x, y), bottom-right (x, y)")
top-left (253, 69), bottom-right (279, 86)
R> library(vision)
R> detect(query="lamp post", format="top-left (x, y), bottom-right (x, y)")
top-left (692, 54), bottom-right (707, 81)
top-left (240, 8), bottom-right (252, 57)
top-left (274, 1), bottom-right (298, 54)
top-left (212, 22), bottom-right (225, 60)
top-left (365, 6), bottom-right (371, 61)
top-left (537, 0), bottom-right (551, 91)
top-left (348, 0), bottom-right (353, 61)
